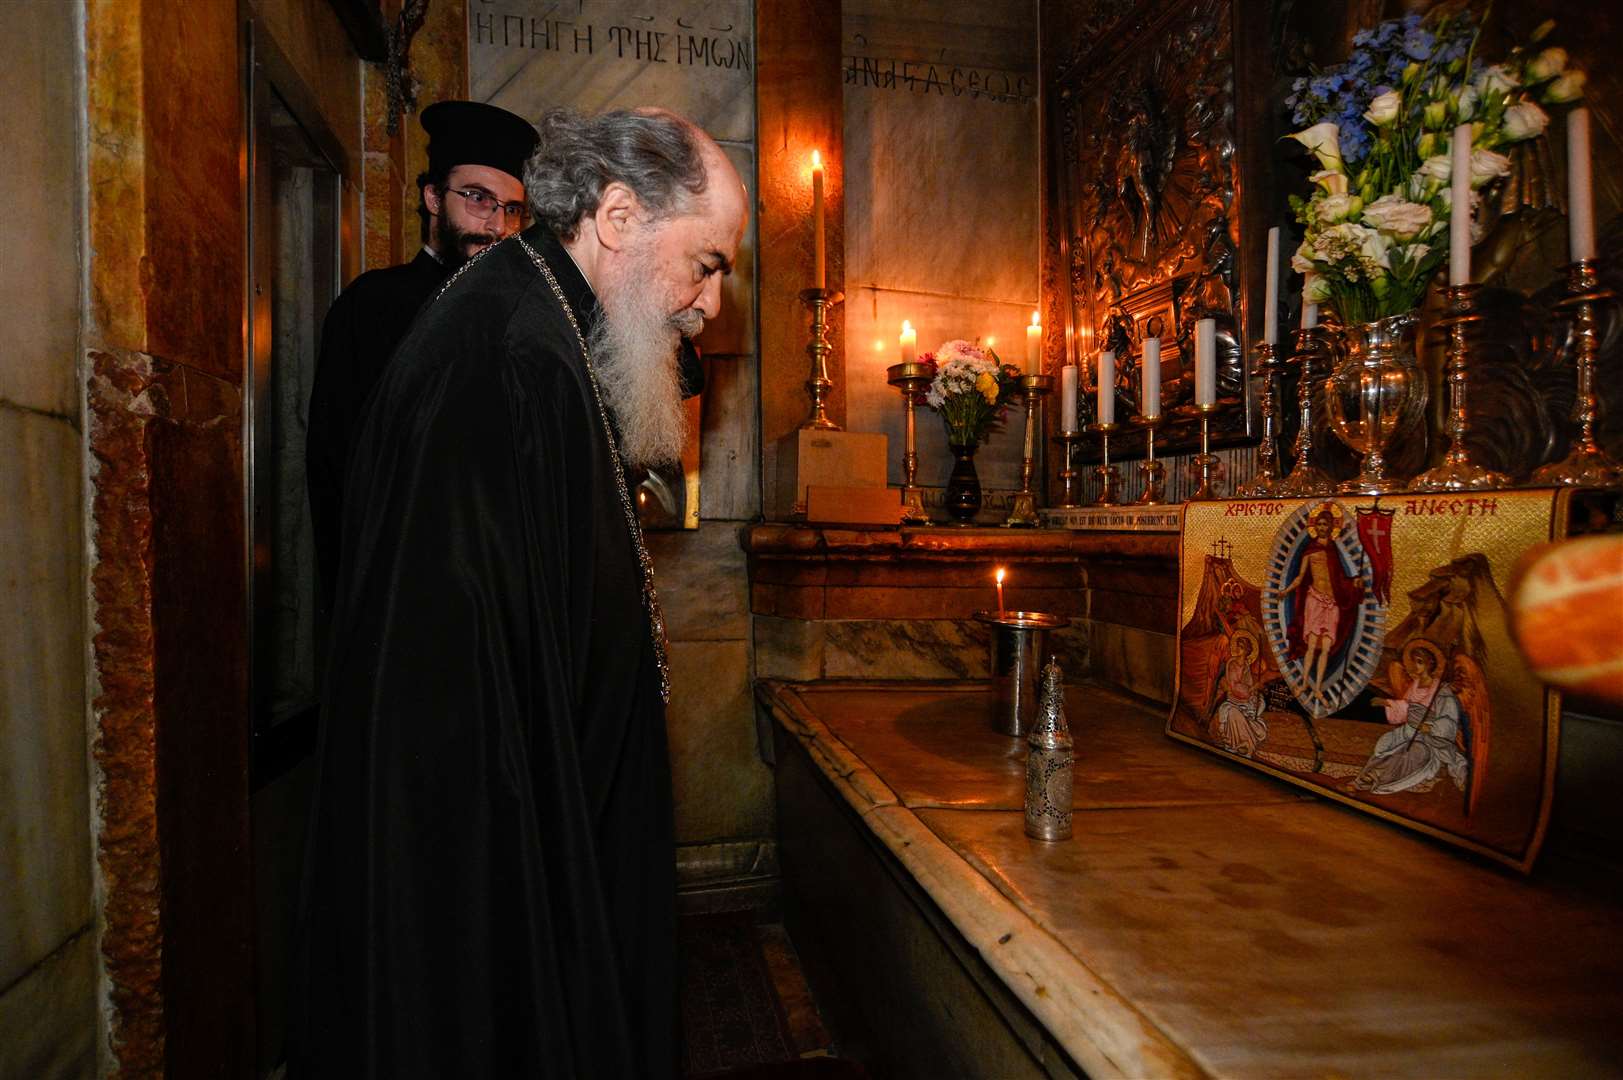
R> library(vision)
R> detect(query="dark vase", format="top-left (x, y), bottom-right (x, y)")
top-left (945, 442), bottom-right (981, 525)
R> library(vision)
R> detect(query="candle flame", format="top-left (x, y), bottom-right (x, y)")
top-left (995, 567), bottom-right (1006, 584)
top-left (901, 319), bottom-right (913, 333)
top-left (874, 340), bottom-right (885, 352)
top-left (985, 336), bottom-right (996, 348)
top-left (1031, 311), bottom-right (1041, 326)
top-left (811, 150), bottom-right (822, 169)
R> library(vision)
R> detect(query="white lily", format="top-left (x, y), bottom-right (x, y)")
top-left (1291, 122), bottom-right (1344, 173)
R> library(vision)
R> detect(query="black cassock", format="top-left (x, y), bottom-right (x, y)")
top-left (290, 227), bottom-right (675, 1078)
top-left (307, 248), bottom-right (451, 606)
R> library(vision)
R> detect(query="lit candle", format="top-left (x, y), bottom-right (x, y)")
top-left (900, 320), bottom-right (917, 364)
top-left (811, 151), bottom-right (826, 289)
top-left (995, 566), bottom-right (1006, 617)
top-left (1026, 311), bottom-right (1042, 374)
top-left (1449, 123), bottom-right (1472, 285)
top-left (1141, 337), bottom-right (1161, 418)
top-left (1060, 364), bottom-right (1079, 432)
top-left (1097, 350), bottom-right (1116, 425)
top-left (1569, 107), bottom-right (1596, 262)
top-left (1301, 282), bottom-right (1318, 330)
top-left (1195, 318), bottom-right (1217, 406)
top-left (1263, 226), bottom-right (1280, 345)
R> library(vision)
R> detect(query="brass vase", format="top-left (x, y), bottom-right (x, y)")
top-left (1326, 312), bottom-right (1429, 494)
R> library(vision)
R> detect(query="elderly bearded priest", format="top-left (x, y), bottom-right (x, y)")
top-left (289, 108), bottom-right (747, 1078)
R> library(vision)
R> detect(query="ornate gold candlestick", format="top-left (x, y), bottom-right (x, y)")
top-left (1187, 402), bottom-right (1222, 500)
top-left (1242, 341), bottom-right (1283, 496)
top-left (1053, 430), bottom-right (1086, 508)
top-left (887, 359), bottom-right (937, 524)
top-left (1278, 326), bottom-right (1334, 497)
top-left (1531, 260), bottom-right (1622, 488)
top-left (1130, 414), bottom-right (1166, 505)
top-left (799, 287), bottom-right (844, 430)
top-left (1087, 421), bottom-right (1122, 505)
top-left (1005, 374), bottom-right (1054, 527)
top-left (1412, 283), bottom-right (1510, 492)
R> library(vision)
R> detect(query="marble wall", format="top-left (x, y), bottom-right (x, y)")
top-left (471, 0), bottom-right (772, 897)
top-left (841, 0), bottom-right (1041, 507)
top-left (0, 4), bottom-right (95, 1077)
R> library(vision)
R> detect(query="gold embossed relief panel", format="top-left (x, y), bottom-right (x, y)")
top-left (1047, 0), bottom-right (1259, 461)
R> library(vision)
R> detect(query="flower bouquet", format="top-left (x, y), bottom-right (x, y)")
top-left (923, 339), bottom-right (1022, 448)
top-left (922, 339), bottom-right (1021, 523)
top-left (1283, 13), bottom-right (1585, 492)
top-left (1286, 13), bottom-right (1584, 323)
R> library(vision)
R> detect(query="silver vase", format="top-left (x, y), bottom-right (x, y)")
top-left (1326, 311), bottom-right (1429, 494)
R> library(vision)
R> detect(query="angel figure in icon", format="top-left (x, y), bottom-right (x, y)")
top-left (1207, 629), bottom-right (1268, 757)
top-left (1351, 638), bottom-right (1489, 812)
top-left (1278, 503), bottom-right (1365, 700)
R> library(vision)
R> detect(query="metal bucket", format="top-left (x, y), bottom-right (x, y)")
top-left (974, 611), bottom-right (1070, 737)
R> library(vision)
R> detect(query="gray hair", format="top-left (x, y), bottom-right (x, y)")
top-left (524, 107), bottom-right (710, 240)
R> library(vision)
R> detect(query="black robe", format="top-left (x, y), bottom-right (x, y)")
top-left (289, 227), bottom-right (676, 1078)
top-left (307, 248), bottom-right (450, 606)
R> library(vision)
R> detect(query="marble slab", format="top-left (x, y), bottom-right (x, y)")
top-left (788, 682), bottom-right (1302, 812)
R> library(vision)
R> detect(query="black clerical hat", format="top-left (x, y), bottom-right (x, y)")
top-left (420, 101), bottom-right (539, 183)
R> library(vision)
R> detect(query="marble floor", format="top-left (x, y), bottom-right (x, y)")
top-left (680, 911), bottom-right (866, 1079)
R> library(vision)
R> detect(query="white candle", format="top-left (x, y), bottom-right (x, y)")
top-left (1449, 124), bottom-right (1472, 285)
top-left (995, 567), bottom-right (1006, 617)
top-left (1263, 227), bottom-right (1280, 345)
top-left (1060, 364), bottom-right (1079, 432)
top-left (1195, 318), bottom-right (1217, 406)
top-left (900, 320), bottom-right (916, 365)
top-left (1569, 107), bottom-right (1596, 262)
top-left (1301, 285), bottom-right (1318, 330)
top-left (1141, 337), bottom-right (1161, 418)
top-left (811, 151), bottom-right (826, 289)
top-left (1026, 311), bottom-right (1042, 374)
top-left (1097, 351), bottom-right (1116, 425)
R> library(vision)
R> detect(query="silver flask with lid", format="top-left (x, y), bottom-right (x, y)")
top-left (1024, 657), bottom-right (1074, 841)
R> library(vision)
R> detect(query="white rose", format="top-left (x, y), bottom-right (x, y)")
top-left (1528, 47), bottom-right (1567, 82)
top-left (1475, 65), bottom-right (1516, 96)
top-left (1469, 148), bottom-right (1512, 189)
top-left (1364, 89), bottom-right (1402, 127)
top-left (1544, 71), bottom-right (1586, 104)
top-left (1503, 101), bottom-right (1550, 141)
top-left (1454, 85), bottom-right (1479, 122)
top-left (1316, 192), bottom-right (1362, 225)
top-left (1419, 154), bottom-right (1452, 183)
top-left (1311, 169), bottom-right (1348, 196)
top-left (1291, 246), bottom-right (1317, 275)
top-left (1361, 195), bottom-right (1432, 241)
top-left (1291, 122), bottom-right (1344, 173)
top-left (1304, 272), bottom-right (1331, 303)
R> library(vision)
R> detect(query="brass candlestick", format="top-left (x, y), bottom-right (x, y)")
top-left (1242, 340), bottom-right (1283, 496)
top-left (1005, 374), bottom-right (1054, 527)
top-left (1531, 260), bottom-right (1622, 488)
top-left (887, 359), bottom-right (937, 524)
top-left (1088, 421), bottom-right (1122, 505)
top-left (799, 287), bottom-right (845, 430)
top-left (1412, 283), bottom-right (1510, 492)
top-left (1278, 326), bottom-right (1334, 497)
top-left (1053, 430), bottom-right (1086, 508)
top-left (1131, 413), bottom-right (1166, 504)
top-left (1187, 402), bottom-right (1222, 500)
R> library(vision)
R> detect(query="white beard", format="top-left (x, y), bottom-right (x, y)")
top-left (588, 244), bottom-right (701, 468)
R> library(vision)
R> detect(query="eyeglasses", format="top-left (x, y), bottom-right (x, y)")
top-left (445, 187), bottom-right (528, 221)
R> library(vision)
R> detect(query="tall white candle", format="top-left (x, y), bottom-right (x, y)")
top-left (1449, 124), bottom-right (1472, 285)
top-left (1141, 337), bottom-right (1161, 418)
top-left (1569, 107), bottom-right (1596, 262)
top-left (1195, 318), bottom-right (1217, 406)
top-left (1301, 282), bottom-right (1318, 330)
top-left (1263, 226), bottom-right (1280, 345)
top-left (1025, 312), bottom-right (1042, 374)
top-left (1097, 351), bottom-right (1116, 425)
top-left (899, 320), bottom-right (916, 365)
top-left (1060, 364), bottom-right (1079, 432)
top-left (811, 151), bottom-right (826, 289)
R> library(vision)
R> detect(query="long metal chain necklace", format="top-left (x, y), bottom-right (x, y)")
top-left (515, 236), bottom-right (671, 704)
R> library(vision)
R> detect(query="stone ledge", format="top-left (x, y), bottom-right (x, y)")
top-left (743, 522), bottom-right (1179, 561)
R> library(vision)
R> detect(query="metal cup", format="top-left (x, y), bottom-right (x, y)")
top-left (974, 611), bottom-right (1071, 737)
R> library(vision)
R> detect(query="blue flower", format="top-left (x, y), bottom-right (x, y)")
top-left (1403, 27), bottom-right (1435, 61)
